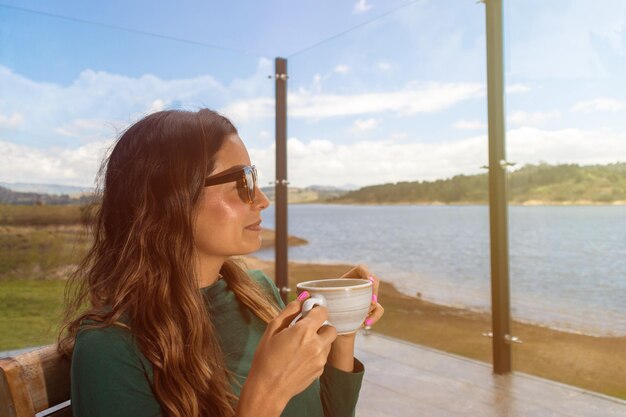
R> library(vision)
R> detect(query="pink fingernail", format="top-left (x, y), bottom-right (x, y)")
top-left (372, 294), bottom-right (378, 303)
top-left (297, 291), bottom-right (309, 301)
top-left (365, 318), bottom-right (373, 326)
top-left (368, 276), bottom-right (375, 283)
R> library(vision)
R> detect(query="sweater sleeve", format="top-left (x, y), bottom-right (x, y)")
top-left (248, 269), bottom-right (366, 417)
top-left (71, 326), bottom-right (163, 417)
top-left (320, 358), bottom-right (365, 417)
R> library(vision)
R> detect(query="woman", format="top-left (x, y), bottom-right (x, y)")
top-left (58, 109), bottom-right (384, 417)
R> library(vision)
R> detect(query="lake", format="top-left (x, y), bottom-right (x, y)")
top-left (256, 204), bottom-right (626, 336)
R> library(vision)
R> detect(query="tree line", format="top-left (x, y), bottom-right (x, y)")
top-left (327, 162), bottom-right (626, 204)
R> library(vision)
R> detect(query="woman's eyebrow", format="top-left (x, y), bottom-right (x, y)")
top-left (208, 164), bottom-right (246, 177)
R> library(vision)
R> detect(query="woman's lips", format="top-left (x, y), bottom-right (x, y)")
top-left (245, 221), bottom-right (262, 231)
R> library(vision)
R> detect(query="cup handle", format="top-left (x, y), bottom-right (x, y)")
top-left (288, 296), bottom-right (332, 328)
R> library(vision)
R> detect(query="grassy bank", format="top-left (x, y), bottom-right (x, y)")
top-left (0, 225), bottom-right (90, 280)
top-left (0, 204), bottom-right (87, 226)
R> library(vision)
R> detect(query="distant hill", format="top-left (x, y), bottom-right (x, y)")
top-left (261, 185), bottom-right (350, 203)
top-left (4, 163), bottom-right (624, 206)
top-left (307, 184), bottom-right (360, 192)
top-left (0, 186), bottom-right (93, 205)
top-left (0, 182), bottom-right (349, 205)
top-left (328, 162), bottom-right (626, 205)
top-left (0, 182), bottom-right (92, 196)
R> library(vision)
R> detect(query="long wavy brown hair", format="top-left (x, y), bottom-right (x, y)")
top-left (58, 109), bottom-right (281, 417)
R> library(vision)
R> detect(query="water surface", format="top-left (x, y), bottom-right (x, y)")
top-left (257, 204), bottom-right (626, 336)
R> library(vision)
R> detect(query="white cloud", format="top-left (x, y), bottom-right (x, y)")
top-left (3, 60), bottom-right (623, 190)
top-left (0, 112), bottom-right (23, 128)
top-left (0, 62), bottom-right (278, 185)
top-left (0, 61), bottom-right (273, 148)
top-left (5, 126), bottom-right (626, 188)
top-left (507, 110), bottom-right (561, 126)
top-left (226, 80), bottom-right (534, 123)
top-left (0, 64), bottom-right (533, 149)
top-left (311, 73), bottom-right (324, 92)
top-left (147, 99), bottom-right (167, 114)
top-left (0, 139), bottom-right (113, 186)
top-left (254, 127), bottom-right (626, 187)
top-left (258, 130), bottom-right (271, 141)
top-left (334, 64), bottom-right (351, 74)
top-left (292, 82), bottom-right (485, 118)
top-left (351, 118), bottom-right (378, 132)
top-left (54, 118), bottom-right (124, 141)
top-left (506, 83), bottom-right (530, 94)
top-left (220, 97), bottom-right (274, 125)
top-left (571, 98), bottom-right (626, 113)
top-left (377, 61), bottom-right (392, 71)
top-left (506, 127), bottom-right (626, 167)
top-left (225, 81), bottom-right (485, 122)
top-left (353, 0), bottom-right (373, 14)
top-left (453, 120), bottom-right (486, 130)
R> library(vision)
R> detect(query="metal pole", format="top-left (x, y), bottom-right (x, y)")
top-left (275, 57), bottom-right (289, 305)
top-left (485, 0), bottom-right (512, 374)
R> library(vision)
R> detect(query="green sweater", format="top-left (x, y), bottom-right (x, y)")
top-left (71, 270), bottom-right (364, 417)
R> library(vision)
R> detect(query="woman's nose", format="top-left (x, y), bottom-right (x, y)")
top-left (255, 188), bottom-right (271, 210)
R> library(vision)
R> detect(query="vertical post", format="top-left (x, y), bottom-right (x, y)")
top-left (485, 0), bottom-right (512, 374)
top-left (275, 57), bottom-right (289, 305)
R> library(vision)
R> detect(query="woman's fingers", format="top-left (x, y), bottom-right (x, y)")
top-left (367, 303), bottom-right (377, 314)
top-left (252, 304), bottom-right (335, 403)
top-left (317, 322), bottom-right (338, 343)
top-left (341, 264), bottom-right (370, 280)
top-left (298, 305), bottom-right (331, 330)
top-left (342, 265), bottom-right (383, 327)
top-left (368, 274), bottom-right (380, 300)
top-left (364, 302), bottom-right (385, 327)
top-left (341, 264), bottom-right (380, 300)
top-left (268, 298), bottom-right (309, 334)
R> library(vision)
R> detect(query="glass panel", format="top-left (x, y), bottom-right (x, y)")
top-left (0, 5), bottom-right (273, 352)
top-left (257, 0), bottom-right (493, 364)
top-left (504, 0), bottom-right (626, 400)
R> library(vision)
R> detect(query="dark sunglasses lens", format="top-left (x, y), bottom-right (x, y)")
top-left (245, 168), bottom-right (256, 202)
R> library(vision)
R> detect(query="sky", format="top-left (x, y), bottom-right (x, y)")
top-left (1, 0), bottom-right (625, 189)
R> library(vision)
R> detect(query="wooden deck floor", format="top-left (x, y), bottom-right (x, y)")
top-left (354, 332), bottom-right (626, 417)
top-left (4, 335), bottom-right (625, 417)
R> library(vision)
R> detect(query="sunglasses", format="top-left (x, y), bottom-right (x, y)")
top-left (204, 165), bottom-right (258, 204)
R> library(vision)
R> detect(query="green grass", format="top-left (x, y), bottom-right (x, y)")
top-left (0, 216), bottom-right (90, 351)
top-left (0, 204), bottom-right (86, 226)
top-left (0, 279), bottom-right (67, 350)
top-left (0, 225), bottom-right (90, 279)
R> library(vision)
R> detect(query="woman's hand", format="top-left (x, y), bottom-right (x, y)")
top-left (239, 297), bottom-right (337, 415)
top-left (341, 264), bottom-right (385, 332)
top-left (322, 264), bottom-right (385, 373)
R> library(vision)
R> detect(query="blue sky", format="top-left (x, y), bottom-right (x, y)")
top-left (1, 0), bottom-right (625, 188)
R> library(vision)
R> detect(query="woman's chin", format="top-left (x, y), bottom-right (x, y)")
top-left (237, 237), bottom-right (263, 255)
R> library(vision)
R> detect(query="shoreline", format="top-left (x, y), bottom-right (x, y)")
top-left (241, 255), bottom-right (626, 401)
top-left (294, 200), bottom-right (626, 206)
top-left (250, 252), bottom-right (625, 338)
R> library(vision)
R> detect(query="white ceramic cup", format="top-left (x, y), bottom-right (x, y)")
top-left (289, 278), bottom-right (373, 335)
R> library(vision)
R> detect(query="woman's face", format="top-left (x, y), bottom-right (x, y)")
top-left (192, 133), bottom-right (270, 259)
